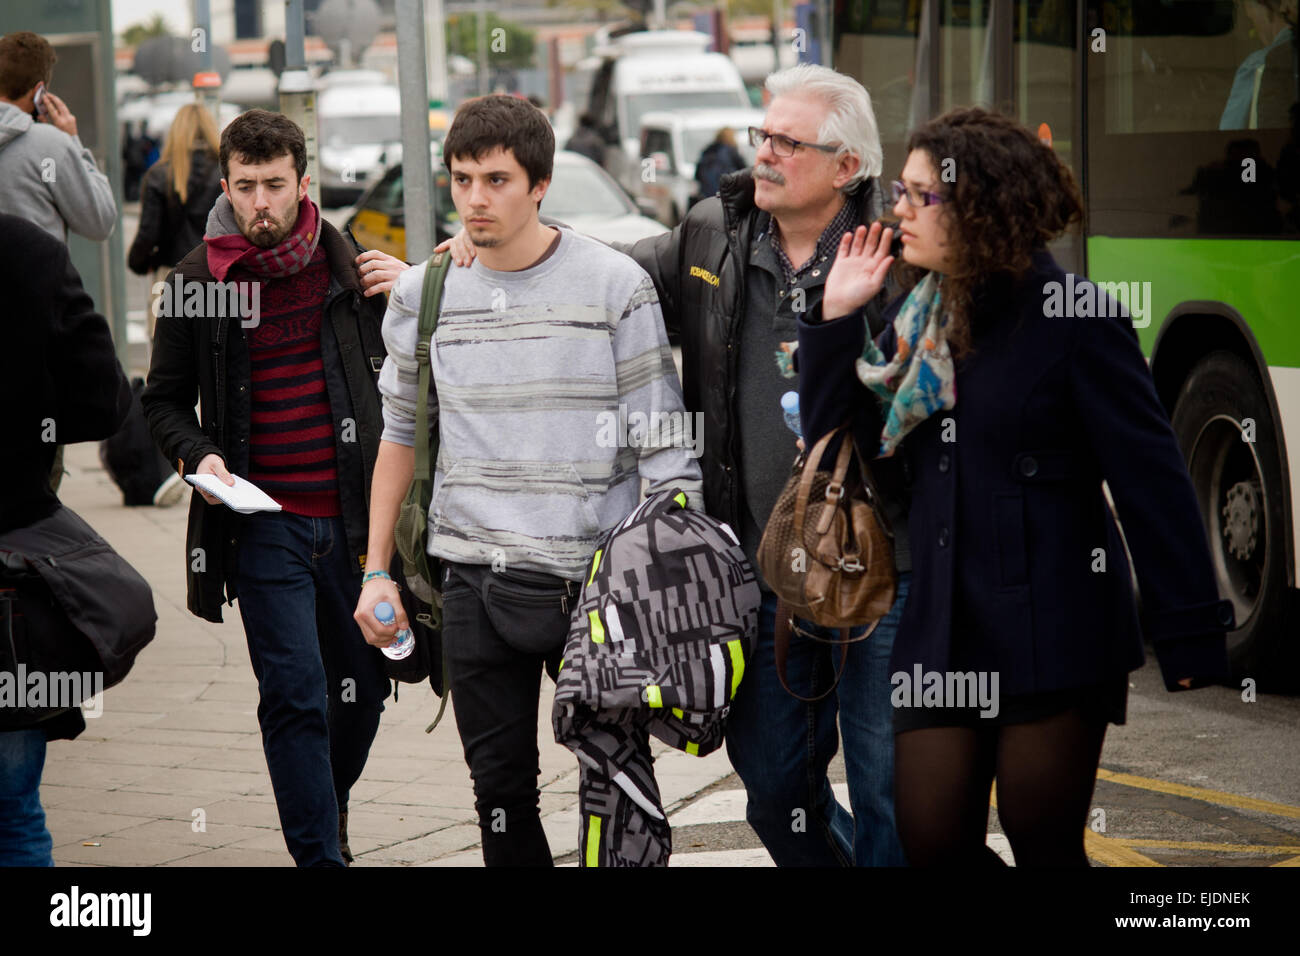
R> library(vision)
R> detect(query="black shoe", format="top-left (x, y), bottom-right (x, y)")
top-left (339, 810), bottom-right (353, 866)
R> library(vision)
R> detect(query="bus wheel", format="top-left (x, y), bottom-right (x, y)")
top-left (1171, 351), bottom-right (1292, 689)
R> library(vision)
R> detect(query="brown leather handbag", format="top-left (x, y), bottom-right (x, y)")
top-left (757, 423), bottom-right (898, 700)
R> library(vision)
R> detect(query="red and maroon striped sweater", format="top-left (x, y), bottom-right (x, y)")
top-left (242, 247), bottom-right (341, 516)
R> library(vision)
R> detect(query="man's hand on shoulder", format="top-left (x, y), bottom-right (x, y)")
top-left (433, 227), bottom-right (477, 268)
top-left (356, 249), bottom-right (410, 297)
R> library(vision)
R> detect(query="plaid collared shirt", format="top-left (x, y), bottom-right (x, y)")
top-left (769, 196), bottom-right (859, 287)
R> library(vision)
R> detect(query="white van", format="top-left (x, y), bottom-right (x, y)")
top-left (316, 81), bottom-right (402, 207)
top-left (636, 108), bottom-right (764, 226)
top-left (585, 31), bottom-right (751, 197)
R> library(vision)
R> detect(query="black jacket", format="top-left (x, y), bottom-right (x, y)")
top-left (0, 214), bottom-right (131, 534)
top-left (0, 214), bottom-right (132, 741)
top-left (128, 150), bottom-right (223, 275)
top-left (140, 221), bottom-right (389, 622)
top-left (797, 250), bottom-right (1233, 694)
top-left (618, 169), bottom-right (899, 536)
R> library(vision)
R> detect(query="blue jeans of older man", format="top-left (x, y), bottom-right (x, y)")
top-left (725, 572), bottom-right (909, 866)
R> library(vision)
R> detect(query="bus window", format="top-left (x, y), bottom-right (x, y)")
top-left (940, 0), bottom-right (994, 113)
top-left (1086, 0), bottom-right (1298, 237)
top-left (1016, 1), bottom-right (1082, 268)
top-left (834, 0), bottom-right (926, 160)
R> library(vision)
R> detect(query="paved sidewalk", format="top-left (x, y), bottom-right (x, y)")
top-left (41, 442), bottom-right (736, 866)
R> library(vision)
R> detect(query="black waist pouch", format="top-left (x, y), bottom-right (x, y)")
top-left (451, 564), bottom-right (578, 674)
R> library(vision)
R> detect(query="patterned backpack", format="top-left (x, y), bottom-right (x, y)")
top-left (552, 488), bottom-right (761, 865)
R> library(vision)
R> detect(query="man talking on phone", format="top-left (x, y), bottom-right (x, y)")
top-left (0, 31), bottom-right (116, 243)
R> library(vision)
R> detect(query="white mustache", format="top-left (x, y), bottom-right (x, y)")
top-left (753, 164), bottom-right (785, 186)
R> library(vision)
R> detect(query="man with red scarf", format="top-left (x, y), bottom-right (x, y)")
top-left (142, 110), bottom-right (407, 867)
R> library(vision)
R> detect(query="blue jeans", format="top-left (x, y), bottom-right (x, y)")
top-left (235, 512), bottom-right (390, 866)
top-left (725, 572), bottom-right (910, 866)
top-left (0, 729), bottom-right (55, 866)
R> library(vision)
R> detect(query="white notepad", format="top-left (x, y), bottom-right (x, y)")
top-left (185, 474), bottom-right (283, 514)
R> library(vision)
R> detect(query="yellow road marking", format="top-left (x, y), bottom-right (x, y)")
top-left (989, 782), bottom-right (1162, 867)
top-left (1085, 830), bottom-right (1162, 867)
top-left (1116, 839), bottom-right (1300, 854)
top-left (1096, 768), bottom-right (1300, 820)
top-left (1272, 856), bottom-right (1300, 867)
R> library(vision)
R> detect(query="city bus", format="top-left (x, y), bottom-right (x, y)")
top-left (833, 0), bottom-right (1299, 686)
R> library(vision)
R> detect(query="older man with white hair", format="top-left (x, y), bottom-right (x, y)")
top-left (617, 64), bottom-right (911, 866)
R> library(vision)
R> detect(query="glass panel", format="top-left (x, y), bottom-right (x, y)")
top-left (1016, 1), bottom-right (1083, 270)
top-left (1087, 0), bottom-right (1298, 237)
top-left (940, 0), bottom-right (994, 112)
top-left (834, 0), bottom-right (927, 173)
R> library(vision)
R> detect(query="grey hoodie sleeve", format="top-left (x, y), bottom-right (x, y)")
top-left (50, 133), bottom-right (117, 241)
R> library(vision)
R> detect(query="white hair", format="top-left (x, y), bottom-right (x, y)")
top-left (764, 64), bottom-right (883, 190)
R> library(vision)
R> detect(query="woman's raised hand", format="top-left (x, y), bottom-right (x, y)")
top-left (820, 223), bottom-right (894, 322)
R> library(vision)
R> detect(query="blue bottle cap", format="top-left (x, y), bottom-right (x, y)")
top-left (781, 391), bottom-right (799, 412)
top-left (374, 601), bottom-right (395, 624)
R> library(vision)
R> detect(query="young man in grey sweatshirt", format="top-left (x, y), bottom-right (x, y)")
top-left (0, 32), bottom-right (116, 243)
top-left (354, 96), bottom-right (703, 865)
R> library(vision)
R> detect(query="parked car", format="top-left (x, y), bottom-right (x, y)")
top-left (636, 107), bottom-right (763, 226)
top-left (344, 149), bottom-right (667, 262)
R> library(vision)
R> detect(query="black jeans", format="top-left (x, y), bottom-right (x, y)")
top-left (442, 562), bottom-right (574, 867)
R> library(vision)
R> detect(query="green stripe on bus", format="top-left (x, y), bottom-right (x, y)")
top-left (1087, 237), bottom-right (1300, 366)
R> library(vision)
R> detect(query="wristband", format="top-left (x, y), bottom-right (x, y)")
top-left (362, 570), bottom-right (393, 585)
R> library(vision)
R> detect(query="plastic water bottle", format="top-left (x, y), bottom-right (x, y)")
top-left (781, 391), bottom-right (802, 439)
top-left (373, 601), bottom-right (414, 661)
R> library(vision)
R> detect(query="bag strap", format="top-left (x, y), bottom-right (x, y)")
top-left (792, 426), bottom-right (843, 541)
top-left (814, 429), bottom-right (857, 537)
top-left (773, 599), bottom-right (879, 702)
top-left (413, 252), bottom-right (453, 484)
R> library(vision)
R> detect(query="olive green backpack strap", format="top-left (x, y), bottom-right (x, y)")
top-left (414, 251), bottom-right (453, 733)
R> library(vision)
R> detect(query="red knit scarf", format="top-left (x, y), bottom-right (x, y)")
top-left (205, 196), bottom-right (322, 281)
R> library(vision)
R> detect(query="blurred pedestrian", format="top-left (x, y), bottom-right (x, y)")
top-left (692, 127), bottom-right (746, 205)
top-left (797, 107), bottom-right (1234, 866)
top-left (0, 213), bottom-right (133, 866)
top-left (564, 111), bottom-right (606, 165)
top-left (128, 103), bottom-right (223, 284)
top-left (0, 31), bottom-right (116, 242)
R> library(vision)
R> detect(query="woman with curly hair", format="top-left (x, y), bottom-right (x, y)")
top-left (795, 107), bottom-right (1234, 866)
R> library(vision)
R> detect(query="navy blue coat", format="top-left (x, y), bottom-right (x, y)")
top-left (796, 249), bottom-right (1233, 695)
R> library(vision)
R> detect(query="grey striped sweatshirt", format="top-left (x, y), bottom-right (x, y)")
top-left (378, 226), bottom-right (704, 581)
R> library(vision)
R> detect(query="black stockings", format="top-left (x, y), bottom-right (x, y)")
top-left (893, 708), bottom-right (1107, 867)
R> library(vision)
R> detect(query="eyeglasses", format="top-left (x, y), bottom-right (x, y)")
top-left (891, 179), bottom-right (946, 208)
top-left (748, 126), bottom-right (838, 157)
